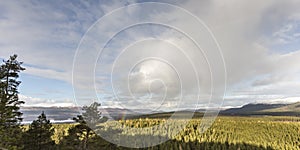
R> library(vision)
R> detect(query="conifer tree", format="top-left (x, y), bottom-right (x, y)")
top-left (0, 54), bottom-right (25, 149)
top-left (23, 111), bottom-right (55, 150)
top-left (74, 102), bottom-right (108, 150)
top-left (59, 102), bottom-right (108, 150)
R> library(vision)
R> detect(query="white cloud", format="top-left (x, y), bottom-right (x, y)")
top-left (19, 95), bottom-right (75, 107)
top-left (1, 0), bottom-right (300, 108)
top-left (70, 0), bottom-right (300, 108)
top-left (255, 97), bottom-right (300, 104)
top-left (25, 66), bottom-right (71, 83)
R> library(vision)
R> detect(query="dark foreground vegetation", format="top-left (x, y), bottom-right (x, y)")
top-left (0, 55), bottom-right (299, 150)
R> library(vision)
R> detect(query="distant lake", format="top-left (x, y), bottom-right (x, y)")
top-left (20, 107), bottom-right (165, 124)
top-left (20, 107), bottom-right (81, 124)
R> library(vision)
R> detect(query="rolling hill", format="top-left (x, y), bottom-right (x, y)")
top-left (221, 102), bottom-right (300, 116)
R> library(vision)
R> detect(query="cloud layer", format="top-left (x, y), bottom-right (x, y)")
top-left (1, 0), bottom-right (300, 108)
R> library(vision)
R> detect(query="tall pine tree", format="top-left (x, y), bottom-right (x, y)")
top-left (74, 102), bottom-right (108, 150)
top-left (23, 111), bottom-right (55, 150)
top-left (59, 102), bottom-right (108, 150)
top-left (0, 54), bottom-right (25, 149)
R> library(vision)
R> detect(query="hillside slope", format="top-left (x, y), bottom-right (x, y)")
top-left (261, 102), bottom-right (300, 114)
top-left (221, 102), bottom-right (300, 116)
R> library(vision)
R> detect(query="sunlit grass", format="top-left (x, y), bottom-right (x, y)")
top-left (39, 116), bottom-right (300, 149)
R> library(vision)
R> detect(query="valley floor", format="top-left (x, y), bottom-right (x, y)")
top-left (46, 116), bottom-right (300, 150)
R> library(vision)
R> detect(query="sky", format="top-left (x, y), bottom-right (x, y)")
top-left (0, 0), bottom-right (300, 109)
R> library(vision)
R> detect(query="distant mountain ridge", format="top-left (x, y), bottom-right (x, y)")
top-left (221, 102), bottom-right (300, 116)
top-left (21, 101), bottom-right (300, 123)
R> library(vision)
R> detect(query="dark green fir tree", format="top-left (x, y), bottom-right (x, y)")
top-left (0, 54), bottom-right (25, 149)
top-left (59, 102), bottom-right (109, 150)
top-left (23, 111), bottom-right (55, 150)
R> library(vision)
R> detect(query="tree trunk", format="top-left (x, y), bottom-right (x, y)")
top-left (83, 129), bottom-right (90, 150)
